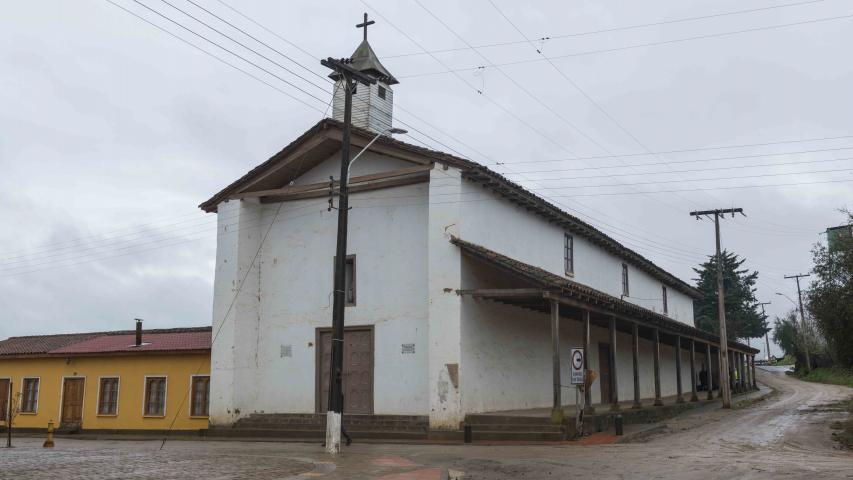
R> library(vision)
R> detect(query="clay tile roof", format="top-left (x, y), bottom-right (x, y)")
top-left (0, 333), bottom-right (102, 356)
top-left (0, 327), bottom-right (211, 358)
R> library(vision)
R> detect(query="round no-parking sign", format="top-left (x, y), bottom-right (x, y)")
top-left (570, 347), bottom-right (584, 385)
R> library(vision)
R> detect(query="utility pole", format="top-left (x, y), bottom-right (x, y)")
top-left (784, 273), bottom-right (812, 372)
top-left (690, 207), bottom-right (745, 409)
top-left (320, 26), bottom-right (377, 455)
top-left (757, 302), bottom-right (771, 362)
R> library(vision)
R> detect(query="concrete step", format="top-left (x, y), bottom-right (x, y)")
top-left (465, 414), bottom-right (559, 426)
top-left (206, 428), bottom-right (428, 440)
top-left (464, 423), bottom-right (562, 433)
top-left (471, 430), bottom-right (564, 442)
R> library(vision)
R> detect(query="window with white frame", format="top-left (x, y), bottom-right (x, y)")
top-left (98, 377), bottom-right (119, 415)
top-left (662, 285), bottom-right (668, 315)
top-left (21, 378), bottom-right (39, 413)
top-left (621, 263), bottom-right (630, 297)
top-left (564, 233), bottom-right (574, 275)
top-left (190, 376), bottom-right (210, 417)
top-left (144, 377), bottom-right (166, 417)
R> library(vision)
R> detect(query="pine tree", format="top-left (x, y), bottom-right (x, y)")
top-left (693, 250), bottom-right (768, 340)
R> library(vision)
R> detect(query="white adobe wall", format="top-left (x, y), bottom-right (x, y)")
top-left (459, 260), bottom-right (697, 415)
top-left (210, 152), bottom-right (430, 424)
top-left (456, 179), bottom-right (695, 325)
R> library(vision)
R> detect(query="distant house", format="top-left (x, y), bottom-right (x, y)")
top-left (827, 224), bottom-right (853, 250)
top-left (200, 32), bottom-right (759, 433)
top-left (0, 323), bottom-right (210, 433)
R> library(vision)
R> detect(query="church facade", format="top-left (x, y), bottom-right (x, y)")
top-left (200, 33), bottom-right (758, 432)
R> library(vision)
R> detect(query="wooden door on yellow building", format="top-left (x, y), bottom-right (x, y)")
top-left (61, 378), bottom-right (85, 427)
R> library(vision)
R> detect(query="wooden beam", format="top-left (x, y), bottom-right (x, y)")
top-left (259, 173), bottom-right (429, 203)
top-left (653, 328), bottom-right (663, 406)
top-left (455, 288), bottom-right (545, 298)
top-left (233, 164), bottom-right (434, 200)
top-left (609, 316), bottom-right (620, 412)
top-left (689, 339), bottom-right (698, 402)
top-left (675, 335), bottom-right (685, 403)
top-left (238, 130), bottom-right (336, 192)
top-left (706, 342), bottom-right (714, 400)
top-left (550, 299), bottom-right (562, 423)
top-left (632, 323), bottom-right (641, 409)
top-left (583, 310), bottom-right (594, 414)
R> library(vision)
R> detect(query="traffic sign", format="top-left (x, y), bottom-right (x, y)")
top-left (570, 347), bottom-right (584, 385)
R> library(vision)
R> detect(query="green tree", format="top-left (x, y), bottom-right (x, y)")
top-left (693, 250), bottom-right (768, 340)
top-left (807, 213), bottom-right (853, 367)
top-left (772, 310), bottom-right (800, 358)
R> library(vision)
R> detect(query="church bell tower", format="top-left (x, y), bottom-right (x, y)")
top-left (330, 14), bottom-right (398, 134)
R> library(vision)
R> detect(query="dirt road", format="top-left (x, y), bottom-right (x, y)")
top-left (1, 368), bottom-right (850, 479)
top-left (438, 367), bottom-right (853, 479)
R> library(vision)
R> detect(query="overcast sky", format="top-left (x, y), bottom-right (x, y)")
top-left (2, 0), bottom-right (851, 359)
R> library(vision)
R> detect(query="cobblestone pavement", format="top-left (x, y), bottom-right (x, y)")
top-left (0, 370), bottom-right (850, 479)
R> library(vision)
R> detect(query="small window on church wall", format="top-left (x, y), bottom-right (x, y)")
top-left (662, 285), bottom-right (668, 315)
top-left (564, 233), bottom-right (573, 275)
top-left (621, 263), bottom-right (630, 297)
top-left (378, 85), bottom-right (386, 99)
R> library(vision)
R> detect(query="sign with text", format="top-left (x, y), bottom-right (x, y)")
top-left (570, 347), bottom-right (584, 385)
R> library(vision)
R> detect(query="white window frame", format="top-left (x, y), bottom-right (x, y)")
top-left (96, 376), bottom-right (121, 416)
top-left (188, 374), bottom-right (211, 418)
top-left (564, 233), bottom-right (574, 276)
top-left (662, 285), bottom-right (669, 315)
top-left (19, 377), bottom-right (41, 414)
top-left (621, 263), bottom-right (630, 297)
top-left (142, 375), bottom-right (168, 418)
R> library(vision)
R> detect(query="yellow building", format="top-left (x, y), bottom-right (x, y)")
top-left (0, 324), bottom-right (210, 433)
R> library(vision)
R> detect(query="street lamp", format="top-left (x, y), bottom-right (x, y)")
top-left (775, 292), bottom-right (797, 307)
top-left (346, 128), bottom-right (408, 181)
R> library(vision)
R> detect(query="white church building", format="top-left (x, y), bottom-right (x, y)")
top-left (200, 31), bottom-right (758, 435)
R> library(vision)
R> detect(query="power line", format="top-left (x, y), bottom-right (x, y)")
top-left (398, 11), bottom-right (853, 79)
top-left (506, 155), bottom-right (853, 181)
top-left (385, 0), bottom-right (830, 59)
top-left (103, 1), bottom-right (821, 282)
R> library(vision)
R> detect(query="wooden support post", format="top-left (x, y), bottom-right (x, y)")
top-left (550, 299), bottom-right (562, 423)
top-left (583, 310), bottom-right (594, 413)
top-left (632, 323), bottom-right (641, 409)
top-left (675, 335), bottom-right (685, 403)
top-left (609, 316), bottom-right (620, 412)
top-left (706, 343), bottom-right (714, 400)
top-left (741, 353), bottom-right (747, 392)
top-left (751, 355), bottom-right (758, 390)
top-left (653, 328), bottom-right (663, 406)
top-left (689, 339), bottom-right (698, 402)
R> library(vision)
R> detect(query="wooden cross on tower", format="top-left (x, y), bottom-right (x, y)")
top-left (356, 13), bottom-right (374, 41)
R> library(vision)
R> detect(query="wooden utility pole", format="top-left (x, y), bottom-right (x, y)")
top-left (756, 302), bottom-right (771, 362)
top-left (320, 48), bottom-right (376, 454)
top-left (690, 208), bottom-right (745, 408)
top-left (6, 381), bottom-right (12, 448)
top-left (784, 274), bottom-right (812, 372)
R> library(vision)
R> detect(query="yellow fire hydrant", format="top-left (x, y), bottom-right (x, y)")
top-left (43, 420), bottom-right (55, 448)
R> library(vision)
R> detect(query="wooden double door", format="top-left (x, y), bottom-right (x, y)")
top-left (61, 378), bottom-right (85, 427)
top-left (316, 327), bottom-right (374, 414)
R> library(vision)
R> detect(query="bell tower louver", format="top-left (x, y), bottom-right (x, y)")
top-left (330, 16), bottom-right (398, 134)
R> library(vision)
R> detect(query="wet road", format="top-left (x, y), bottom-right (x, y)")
top-left (0, 368), bottom-right (850, 479)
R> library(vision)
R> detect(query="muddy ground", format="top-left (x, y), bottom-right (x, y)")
top-left (0, 367), bottom-right (850, 479)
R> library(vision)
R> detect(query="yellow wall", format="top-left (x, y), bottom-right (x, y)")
top-left (0, 353), bottom-right (210, 431)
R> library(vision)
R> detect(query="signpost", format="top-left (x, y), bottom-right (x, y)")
top-left (570, 348), bottom-right (584, 385)
top-left (570, 347), bottom-right (585, 437)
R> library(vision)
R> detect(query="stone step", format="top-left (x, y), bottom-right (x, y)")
top-left (471, 430), bottom-right (564, 442)
top-left (206, 428), bottom-right (428, 440)
top-left (464, 423), bottom-right (563, 433)
top-left (465, 414), bottom-right (560, 426)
